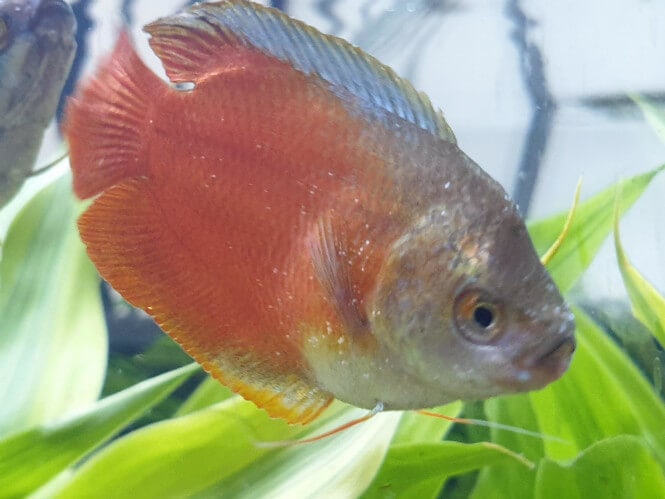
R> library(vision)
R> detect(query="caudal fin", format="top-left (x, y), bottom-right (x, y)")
top-left (64, 31), bottom-right (165, 199)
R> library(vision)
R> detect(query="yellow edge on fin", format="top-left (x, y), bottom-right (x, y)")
top-left (198, 350), bottom-right (334, 425)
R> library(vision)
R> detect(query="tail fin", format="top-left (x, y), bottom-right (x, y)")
top-left (64, 31), bottom-right (165, 199)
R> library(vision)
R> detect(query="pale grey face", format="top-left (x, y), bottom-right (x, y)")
top-left (369, 204), bottom-right (576, 403)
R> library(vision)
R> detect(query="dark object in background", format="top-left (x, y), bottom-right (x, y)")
top-left (0, 0), bottom-right (76, 207)
top-left (580, 299), bottom-right (665, 396)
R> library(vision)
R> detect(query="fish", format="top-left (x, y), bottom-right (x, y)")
top-left (0, 0), bottom-right (76, 207)
top-left (64, 0), bottom-right (575, 425)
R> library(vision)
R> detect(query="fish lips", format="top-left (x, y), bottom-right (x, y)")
top-left (31, 0), bottom-right (76, 44)
top-left (506, 326), bottom-right (576, 391)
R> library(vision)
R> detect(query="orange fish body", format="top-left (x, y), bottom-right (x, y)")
top-left (66, 1), bottom-right (575, 424)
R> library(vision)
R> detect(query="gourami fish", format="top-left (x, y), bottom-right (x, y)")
top-left (65, 0), bottom-right (575, 425)
top-left (0, 0), bottom-right (76, 207)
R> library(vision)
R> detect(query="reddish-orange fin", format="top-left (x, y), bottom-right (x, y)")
top-left (64, 31), bottom-right (165, 199)
top-left (78, 177), bottom-right (333, 424)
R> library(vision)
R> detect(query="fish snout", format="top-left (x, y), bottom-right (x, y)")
top-left (515, 330), bottom-right (576, 388)
top-left (33, 0), bottom-right (76, 39)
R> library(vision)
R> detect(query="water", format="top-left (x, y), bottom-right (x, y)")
top-left (2, 1), bottom-right (664, 497)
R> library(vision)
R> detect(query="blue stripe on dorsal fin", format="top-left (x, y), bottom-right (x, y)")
top-left (144, 0), bottom-right (456, 143)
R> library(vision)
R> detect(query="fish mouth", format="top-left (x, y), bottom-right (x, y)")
top-left (32, 0), bottom-right (76, 39)
top-left (512, 334), bottom-right (576, 389)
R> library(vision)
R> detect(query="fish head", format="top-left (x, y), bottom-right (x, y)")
top-left (0, 0), bottom-right (76, 206)
top-left (0, 0), bottom-right (76, 123)
top-left (369, 198), bottom-right (576, 402)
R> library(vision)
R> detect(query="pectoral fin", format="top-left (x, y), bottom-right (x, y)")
top-left (308, 215), bottom-right (369, 336)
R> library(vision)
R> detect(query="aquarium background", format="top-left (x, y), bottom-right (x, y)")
top-left (1, 1), bottom-right (664, 498)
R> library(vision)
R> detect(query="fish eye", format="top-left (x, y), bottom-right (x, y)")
top-left (453, 288), bottom-right (502, 344)
top-left (473, 304), bottom-right (494, 329)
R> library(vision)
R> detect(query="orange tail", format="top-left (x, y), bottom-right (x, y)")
top-left (64, 31), bottom-right (166, 199)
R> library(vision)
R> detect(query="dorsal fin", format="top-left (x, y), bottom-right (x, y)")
top-left (144, 0), bottom-right (456, 142)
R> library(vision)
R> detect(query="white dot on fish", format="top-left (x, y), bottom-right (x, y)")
top-left (516, 371), bottom-right (532, 383)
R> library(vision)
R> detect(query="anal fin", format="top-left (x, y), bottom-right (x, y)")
top-left (79, 178), bottom-right (332, 424)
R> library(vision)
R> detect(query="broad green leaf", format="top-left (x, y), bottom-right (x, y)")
top-left (0, 173), bottom-right (107, 435)
top-left (535, 435), bottom-right (665, 499)
top-left (527, 164), bottom-right (665, 293)
top-left (363, 441), bottom-right (533, 499)
top-left (199, 410), bottom-right (402, 498)
top-left (0, 363), bottom-right (198, 498)
top-left (614, 193), bottom-right (665, 348)
top-left (471, 394), bottom-right (543, 499)
top-left (0, 158), bottom-right (69, 241)
top-left (52, 398), bottom-right (399, 499)
top-left (176, 376), bottom-right (235, 416)
top-left (390, 401), bottom-right (462, 445)
top-left (632, 94), bottom-right (665, 143)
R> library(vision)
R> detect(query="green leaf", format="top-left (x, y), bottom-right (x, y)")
top-left (363, 441), bottom-right (533, 499)
top-left (632, 94), bottom-right (665, 143)
top-left (390, 401), bottom-right (462, 445)
top-left (0, 173), bottom-right (107, 435)
top-left (535, 435), bottom-right (665, 499)
top-left (0, 158), bottom-right (69, 240)
top-left (175, 376), bottom-right (235, 417)
top-left (51, 400), bottom-right (400, 499)
top-left (614, 192), bottom-right (665, 348)
top-left (527, 164), bottom-right (665, 293)
top-left (0, 363), bottom-right (199, 498)
top-left (471, 395), bottom-right (543, 499)
top-left (200, 410), bottom-right (402, 499)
